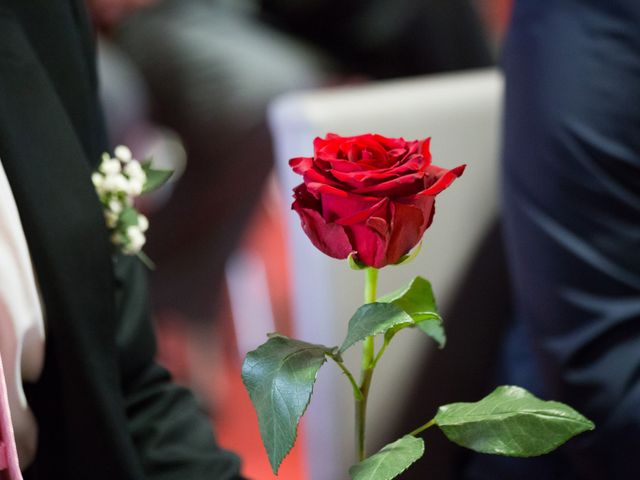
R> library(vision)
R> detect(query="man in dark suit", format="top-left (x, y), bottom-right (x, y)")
top-left (0, 1), bottom-right (243, 478)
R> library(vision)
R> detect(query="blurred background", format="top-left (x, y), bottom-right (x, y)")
top-left (89, 1), bottom-right (512, 478)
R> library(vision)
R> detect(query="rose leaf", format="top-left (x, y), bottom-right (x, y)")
top-left (379, 276), bottom-right (446, 348)
top-left (340, 303), bottom-right (414, 354)
top-left (349, 435), bottom-right (425, 480)
top-left (435, 385), bottom-right (595, 457)
top-left (241, 334), bottom-right (337, 474)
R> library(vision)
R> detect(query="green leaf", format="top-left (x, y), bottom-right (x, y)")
top-left (378, 276), bottom-right (437, 319)
top-left (339, 277), bottom-right (445, 353)
top-left (119, 206), bottom-right (139, 229)
top-left (141, 160), bottom-right (172, 193)
top-left (340, 303), bottom-right (413, 354)
top-left (435, 385), bottom-right (595, 457)
top-left (379, 276), bottom-right (445, 348)
top-left (241, 334), bottom-right (336, 474)
top-left (416, 320), bottom-right (446, 349)
top-left (349, 435), bottom-right (425, 480)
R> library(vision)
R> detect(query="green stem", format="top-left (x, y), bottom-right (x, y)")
top-left (408, 418), bottom-right (436, 437)
top-left (356, 367), bottom-right (373, 461)
top-left (356, 267), bottom-right (378, 462)
top-left (329, 354), bottom-right (363, 402)
top-left (136, 250), bottom-right (156, 270)
top-left (364, 267), bottom-right (378, 304)
top-left (371, 336), bottom-right (390, 370)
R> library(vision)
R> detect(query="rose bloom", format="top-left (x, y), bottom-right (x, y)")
top-left (289, 133), bottom-right (465, 268)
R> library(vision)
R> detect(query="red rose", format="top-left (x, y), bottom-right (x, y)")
top-left (289, 133), bottom-right (465, 268)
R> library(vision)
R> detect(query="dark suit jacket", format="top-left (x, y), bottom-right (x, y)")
top-left (0, 2), bottom-right (242, 478)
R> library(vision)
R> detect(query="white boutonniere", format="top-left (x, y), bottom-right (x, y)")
top-left (92, 145), bottom-right (172, 268)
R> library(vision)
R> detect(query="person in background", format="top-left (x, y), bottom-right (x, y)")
top-left (464, 0), bottom-right (640, 478)
top-left (0, 2), bottom-right (243, 478)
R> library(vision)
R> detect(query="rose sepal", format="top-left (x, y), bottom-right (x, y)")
top-left (348, 253), bottom-right (368, 270)
top-left (393, 241), bottom-right (422, 266)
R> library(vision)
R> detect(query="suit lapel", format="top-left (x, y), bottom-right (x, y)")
top-left (0, 9), bottom-right (143, 479)
top-left (68, 0), bottom-right (101, 89)
top-left (0, 0), bottom-right (108, 166)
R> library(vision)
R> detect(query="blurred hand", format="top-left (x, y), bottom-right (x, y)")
top-left (87, 0), bottom-right (158, 28)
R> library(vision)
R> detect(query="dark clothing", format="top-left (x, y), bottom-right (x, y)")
top-left (260, 0), bottom-right (493, 78)
top-left (466, 0), bottom-right (640, 478)
top-left (0, 2), bottom-right (242, 478)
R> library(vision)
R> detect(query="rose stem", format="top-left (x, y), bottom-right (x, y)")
top-left (356, 267), bottom-right (378, 462)
top-left (407, 418), bottom-right (437, 437)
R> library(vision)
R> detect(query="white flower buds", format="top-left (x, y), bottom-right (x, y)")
top-left (114, 145), bottom-right (132, 163)
top-left (94, 145), bottom-right (151, 257)
top-left (123, 225), bottom-right (146, 255)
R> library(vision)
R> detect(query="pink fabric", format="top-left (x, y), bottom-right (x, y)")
top-left (0, 356), bottom-right (21, 479)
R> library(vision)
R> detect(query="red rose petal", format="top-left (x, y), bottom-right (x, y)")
top-left (292, 183), bottom-right (320, 209)
top-left (366, 216), bottom-right (389, 236)
top-left (335, 197), bottom-right (389, 226)
top-left (291, 179), bottom-right (356, 261)
top-left (352, 172), bottom-right (426, 197)
top-left (372, 134), bottom-right (413, 151)
top-left (344, 136), bottom-right (389, 166)
top-left (326, 159), bottom-right (365, 173)
top-left (350, 222), bottom-right (389, 268)
top-left (385, 200), bottom-right (430, 265)
top-left (416, 164), bottom-right (466, 197)
top-left (314, 135), bottom-right (342, 159)
top-left (421, 137), bottom-right (432, 162)
top-left (307, 182), bottom-right (351, 199)
top-left (289, 156), bottom-right (314, 174)
top-left (303, 167), bottom-right (342, 188)
top-left (319, 187), bottom-right (383, 223)
top-left (333, 198), bottom-right (391, 268)
top-left (398, 154), bottom-right (426, 172)
top-left (330, 154), bottom-right (427, 189)
top-left (292, 202), bottom-right (353, 260)
top-left (330, 168), bottom-right (391, 187)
